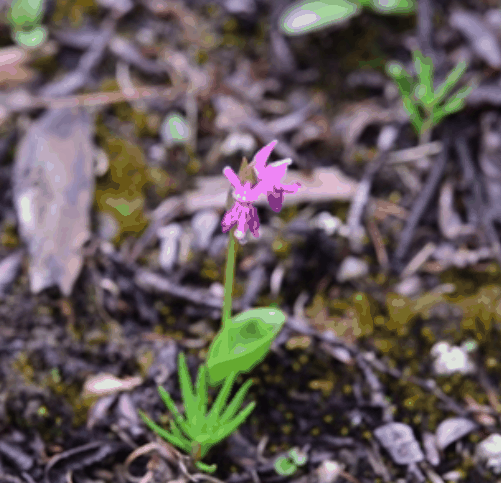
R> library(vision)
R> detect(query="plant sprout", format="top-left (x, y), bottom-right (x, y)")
top-left (279, 0), bottom-right (415, 36)
top-left (138, 352), bottom-right (256, 473)
top-left (274, 447), bottom-right (308, 476)
top-left (386, 50), bottom-right (473, 143)
top-left (8, 0), bottom-right (47, 48)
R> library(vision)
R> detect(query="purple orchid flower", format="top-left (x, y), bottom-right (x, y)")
top-left (222, 140), bottom-right (301, 241)
top-left (252, 140), bottom-right (301, 212)
top-left (221, 166), bottom-right (263, 240)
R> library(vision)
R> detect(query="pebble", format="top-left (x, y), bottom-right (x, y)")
top-left (157, 223), bottom-right (182, 271)
top-left (191, 209), bottom-right (220, 251)
top-left (336, 256), bottom-right (369, 282)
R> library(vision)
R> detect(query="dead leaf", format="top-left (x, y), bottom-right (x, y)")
top-left (0, 47), bottom-right (35, 89)
top-left (13, 108), bottom-right (95, 296)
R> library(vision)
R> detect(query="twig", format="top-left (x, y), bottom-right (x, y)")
top-left (393, 132), bottom-right (450, 271)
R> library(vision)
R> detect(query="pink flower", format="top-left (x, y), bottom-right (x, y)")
top-left (252, 140), bottom-right (301, 212)
top-left (221, 140), bottom-right (301, 240)
top-left (221, 167), bottom-right (263, 240)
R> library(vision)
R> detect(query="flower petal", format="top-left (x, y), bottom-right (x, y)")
top-left (252, 140), bottom-right (278, 178)
top-left (267, 189), bottom-right (285, 213)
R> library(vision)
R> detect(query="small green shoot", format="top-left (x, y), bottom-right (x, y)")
top-left (386, 50), bottom-right (473, 141)
top-left (274, 447), bottom-right (308, 476)
top-left (8, 0), bottom-right (47, 48)
top-left (138, 352), bottom-right (256, 473)
top-left (205, 307), bottom-right (286, 387)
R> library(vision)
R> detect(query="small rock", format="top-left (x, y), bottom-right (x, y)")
top-left (220, 132), bottom-right (257, 156)
top-left (191, 209), bottom-right (221, 251)
top-left (430, 341), bottom-right (476, 376)
top-left (475, 434), bottom-right (501, 474)
top-left (157, 223), bottom-right (182, 271)
top-left (435, 417), bottom-right (477, 450)
top-left (313, 211), bottom-right (341, 236)
top-left (337, 256), bottom-right (369, 282)
top-left (224, 0), bottom-right (256, 16)
top-left (374, 422), bottom-right (424, 465)
top-left (394, 275), bottom-right (422, 298)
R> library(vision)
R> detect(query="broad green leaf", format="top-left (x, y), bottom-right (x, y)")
top-left (9, 0), bottom-right (44, 28)
top-left (274, 456), bottom-right (297, 476)
top-left (206, 308), bottom-right (286, 386)
top-left (433, 61), bottom-right (468, 106)
top-left (14, 26), bottom-right (47, 48)
top-left (279, 0), bottom-right (361, 36)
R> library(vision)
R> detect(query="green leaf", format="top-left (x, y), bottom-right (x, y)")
top-left (402, 97), bottom-right (423, 133)
top-left (194, 364), bottom-right (208, 421)
top-left (385, 61), bottom-right (414, 97)
top-left (274, 456), bottom-right (297, 476)
top-left (9, 0), bottom-right (44, 28)
top-left (157, 386), bottom-right (196, 440)
top-left (206, 308), bottom-right (286, 386)
top-left (279, 0), bottom-right (361, 36)
top-left (177, 353), bottom-right (198, 420)
top-left (195, 461), bottom-right (218, 473)
top-left (433, 61), bottom-right (468, 107)
top-left (206, 371), bottom-right (237, 428)
top-left (13, 26), bottom-right (47, 48)
top-left (366, 0), bottom-right (415, 15)
top-left (138, 410), bottom-right (192, 453)
top-left (212, 401), bottom-right (256, 443)
top-left (288, 448), bottom-right (308, 466)
top-left (220, 378), bottom-right (254, 425)
top-left (413, 50), bottom-right (434, 106)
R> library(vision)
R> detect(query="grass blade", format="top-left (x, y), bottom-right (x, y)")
top-left (213, 401), bottom-right (256, 443)
top-left (177, 352), bottom-right (198, 419)
top-left (206, 371), bottom-right (237, 428)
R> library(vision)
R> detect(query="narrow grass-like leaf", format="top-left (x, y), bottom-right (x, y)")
top-left (177, 352), bottom-right (198, 419)
top-left (157, 386), bottom-right (196, 439)
top-left (402, 97), bottom-right (423, 133)
top-left (386, 62), bottom-right (413, 97)
top-left (138, 410), bottom-right (192, 453)
top-left (206, 371), bottom-right (237, 428)
top-left (413, 50), bottom-right (434, 106)
top-left (195, 364), bottom-right (208, 419)
top-left (432, 61), bottom-right (467, 106)
top-left (213, 401), bottom-right (256, 443)
top-left (220, 378), bottom-right (254, 425)
top-left (195, 461), bottom-right (217, 473)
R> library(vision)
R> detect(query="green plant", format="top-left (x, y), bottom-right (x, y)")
top-left (8, 0), bottom-right (47, 48)
top-left (274, 447), bottom-right (308, 476)
top-left (386, 50), bottom-right (473, 142)
top-left (205, 307), bottom-right (286, 386)
top-left (279, 0), bottom-right (415, 36)
top-left (138, 352), bottom-right (256, 473)
top-left (140, 141), bottom-right (298, 473)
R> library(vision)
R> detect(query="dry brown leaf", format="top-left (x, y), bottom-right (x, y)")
top-left (0, 47), bottom-right (35, 89)
top-left (13, 108), bottom-right (95, 296)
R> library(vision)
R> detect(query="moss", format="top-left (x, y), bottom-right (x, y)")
top-left (95, 121), bottom-right (153, 243)
top-left (51, 0), bottom-right (99, 27)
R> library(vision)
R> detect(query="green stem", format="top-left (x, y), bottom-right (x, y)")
top-left (222, 230), bottom-right (237, 329)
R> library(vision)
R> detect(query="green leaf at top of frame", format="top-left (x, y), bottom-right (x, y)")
top-left (8, 0), bottom-right (44, 28)
top-left (279, 0), bottom-right (361, 36)
top-left (13, 26), bottom-right (47, 48)
top-left (364, 0), bottom-right (415, 15)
